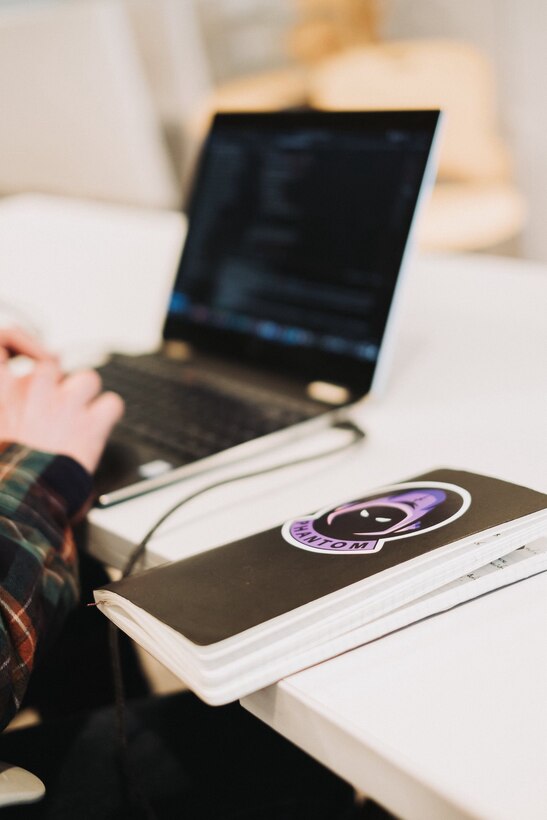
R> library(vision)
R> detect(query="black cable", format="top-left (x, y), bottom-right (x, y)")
top-left (107, 419), bottom-right (365, 817)
top-left (107, 622), bottom-right (156, 819)
top-left (121, 419), bottom-right (365, 579)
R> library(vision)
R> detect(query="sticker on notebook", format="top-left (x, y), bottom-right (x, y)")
top-left (282, 481), bottom-right (471, 554)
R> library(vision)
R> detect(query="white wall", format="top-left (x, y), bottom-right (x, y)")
top-left (383, 0), bottom-right (547, 262)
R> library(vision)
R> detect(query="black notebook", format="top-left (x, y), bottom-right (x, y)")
top-left (95, 469), bottom-right (547, 703)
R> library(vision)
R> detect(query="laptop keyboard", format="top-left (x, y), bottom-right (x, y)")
top-left (99, 353), bottom-right (321, 466)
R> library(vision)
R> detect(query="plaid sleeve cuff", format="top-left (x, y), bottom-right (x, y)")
top-left (0, 443), bottom-right (93, 521)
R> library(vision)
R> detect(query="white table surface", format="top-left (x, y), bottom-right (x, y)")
top-left (240, 255), bottom-right (547, 820)
top-left (1, 196), bottom-right (546, 819)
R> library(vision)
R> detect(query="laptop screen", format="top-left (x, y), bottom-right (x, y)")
top-left (164, 111), bottom-right (440, 393)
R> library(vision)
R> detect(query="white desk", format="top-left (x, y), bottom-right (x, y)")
top-left (1, 197), bottom-right (546, 819)
top-left (240, 258), bottom-right (547, 820)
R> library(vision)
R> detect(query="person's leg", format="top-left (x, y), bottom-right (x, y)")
top-left (0, 691), bottom-right (357, 820)
top-left (125, 692), bottom-right (357, 820)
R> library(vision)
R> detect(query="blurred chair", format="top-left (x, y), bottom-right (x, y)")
top-left (309, 39), bottom-right (526, 252)
top-left (0, 0), bottom-right (180, 209)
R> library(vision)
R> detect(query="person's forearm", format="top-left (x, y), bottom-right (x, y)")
top-left (0, 443), bottom-right (92, 729)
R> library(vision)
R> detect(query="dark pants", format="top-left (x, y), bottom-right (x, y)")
top-left (0, 692), bottom-right (357, 819)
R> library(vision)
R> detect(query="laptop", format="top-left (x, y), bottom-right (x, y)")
top-left (95, 110), bottom-right (441, 506)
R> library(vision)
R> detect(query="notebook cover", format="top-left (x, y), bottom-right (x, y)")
top-left (102, 469), bottom-right (547, 645)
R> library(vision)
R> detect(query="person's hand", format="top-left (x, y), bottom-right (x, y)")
top-left (0, 326), bottom-right (57, 363)
top-left (0, 361), bottom-right (124, 474)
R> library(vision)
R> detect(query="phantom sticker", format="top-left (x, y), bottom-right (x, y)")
top-left (282, 481), bottom-right (471, 555)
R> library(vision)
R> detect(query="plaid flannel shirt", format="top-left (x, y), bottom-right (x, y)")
top-left (0, 442), bottom-right (92, 731)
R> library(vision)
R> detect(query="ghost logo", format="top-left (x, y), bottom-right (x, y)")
top-left (281, 482), bottom-right (471, 555)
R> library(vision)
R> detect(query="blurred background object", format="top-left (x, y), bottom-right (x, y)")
top-left (0, 0), bottom-right (180, 208)
top-left (0, 0), bottom-right (546, 260)
top-left (194, 0), bottom-right (525, 254)
top-left (287, 0), bottom-right (381, 64)
top-left (309, 38), bottom-right (526, 252)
